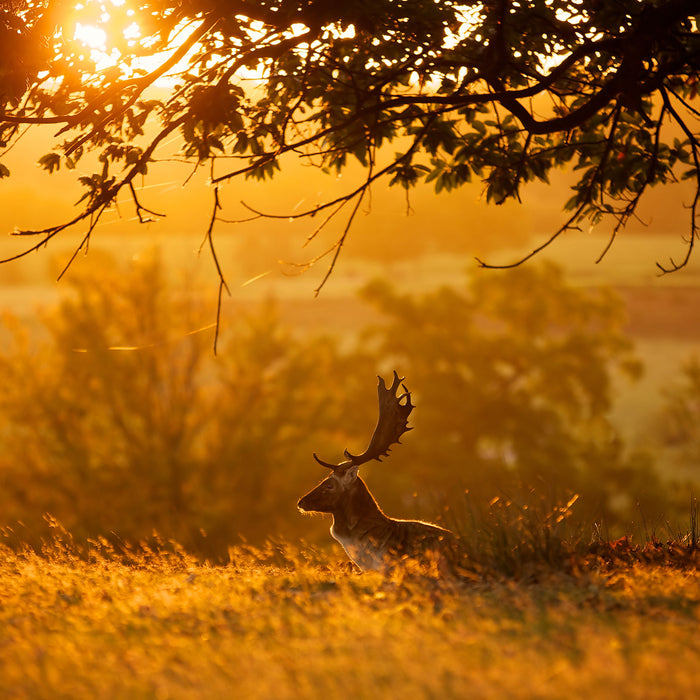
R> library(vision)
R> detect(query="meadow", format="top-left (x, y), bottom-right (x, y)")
top-left (1, 532), bottom-right (699, 700)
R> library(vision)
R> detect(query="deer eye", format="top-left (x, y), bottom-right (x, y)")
top-left (323, 481), bottom-right (335, 491)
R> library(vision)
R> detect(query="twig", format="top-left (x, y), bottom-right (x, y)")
top-left (598, 102), bottom-right (669, 262)
top-left (655, 87), bottom-right (700, 273)
top-left (313, 188), bottom-right (366, 296)
top-left (56, 204), bottom-right (109, 281)
top-left (128, 182), bottom-right (166, 223)
top-left (313, 146), bottom-right (376, 296)
top-left (477, 104), bottom-right (623, 269)
top-left (476, 206), bottom-right (584, 270)
top-left (199, 187), bottom-right (231, 354)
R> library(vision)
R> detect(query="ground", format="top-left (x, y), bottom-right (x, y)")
top-left (1, 541), bottom-right (698, 699)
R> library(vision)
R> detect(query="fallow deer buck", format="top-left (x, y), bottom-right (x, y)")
top-left (298, 372), bottom-right (461, 572)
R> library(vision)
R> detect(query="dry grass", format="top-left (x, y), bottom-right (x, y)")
top-left (1, 535), bottom-right (699, 700)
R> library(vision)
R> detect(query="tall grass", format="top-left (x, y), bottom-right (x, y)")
top-left (1, 522), bottom-right (700, 700)
top-left (439, 488), bottom-right (700, 582)
top-left (448, 490), bottom-right (585, 578)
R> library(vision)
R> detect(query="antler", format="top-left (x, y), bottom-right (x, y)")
top-left (313, 371), bottom-right (414, 470)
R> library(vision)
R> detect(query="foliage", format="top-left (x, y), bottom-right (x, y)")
top-left (655, 356), bottom-right (700, 492)
top-left (0, 0), bottom-right (699, 283)
top-left (0, 256), bottom-right (688, 553)
top-left (1, 536), bottom-right (700, 699)
top-left (359, 262), bottom-right (669, 530)
top-left (659, 355), bottom-right (700, 473)
top-left (0, 254), bottom-right (372, 553)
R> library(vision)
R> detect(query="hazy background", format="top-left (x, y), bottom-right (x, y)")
top-left (1, 127), bottom-right (699, 557)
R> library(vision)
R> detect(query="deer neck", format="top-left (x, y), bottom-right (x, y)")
top-left (330, 477), bottom-right (393, 568)
top-left (332, 476), bottom-right (385, 528)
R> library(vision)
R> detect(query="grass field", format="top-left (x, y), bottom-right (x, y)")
top-left (2, 537), bottom-right (699, 700)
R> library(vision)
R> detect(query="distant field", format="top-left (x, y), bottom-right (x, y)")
top-left (1, 542), bottom-right (699, 700)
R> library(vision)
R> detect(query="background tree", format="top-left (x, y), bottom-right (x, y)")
top-left (0, 0), bottom-right (698, 293)
top-left (0, 255), bottom-right (373, 554)
top-left (659, 355), bottom-right (700, 477)
top-left (359, 263), bottom-right (669, 531)
top-left (0, 254), bottom-right (690, 554)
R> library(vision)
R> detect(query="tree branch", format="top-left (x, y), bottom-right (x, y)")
top-left (199, 186), bottom-right (231, 354)
top-left (656, 86), bottom-right (700, 273)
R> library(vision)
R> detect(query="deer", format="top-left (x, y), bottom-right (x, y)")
top-left (297, 371), bottom-right (462, 572)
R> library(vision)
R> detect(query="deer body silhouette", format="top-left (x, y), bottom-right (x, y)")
top-left (297, 372), bottom-right (459, 571)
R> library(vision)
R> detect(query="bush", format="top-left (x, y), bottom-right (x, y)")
top-left (0, 255), bottom-right (372, 555)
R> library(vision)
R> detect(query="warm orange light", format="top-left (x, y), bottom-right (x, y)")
top-left (73, 22), bottom-right (107, 50)
top-left (69, 0), bottom-right (186, 83)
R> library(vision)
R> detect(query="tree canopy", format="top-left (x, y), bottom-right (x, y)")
top-left (1, 0), bottom-right (699, 286)
top-left (359, 263), bottom-right (666, 528)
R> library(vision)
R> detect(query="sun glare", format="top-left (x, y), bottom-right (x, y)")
top-left (74, 22), bottom-right (107, 50)
top-left (72, 20), bottom-right (122, 72)
top-left (68, 1), bottom-right (213, 85)
top-left (123, 22), bottom-right (141, 41)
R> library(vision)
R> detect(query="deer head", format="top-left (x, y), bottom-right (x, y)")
top-left (297, 371), bottom-right (413, 515)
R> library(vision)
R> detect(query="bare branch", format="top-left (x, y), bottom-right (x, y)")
top-left (477, 103), bottom-right (623, 269)
top-left (596, 102), bottom-right (669, 264)
top-left (314, 174), bottom-right (370, 296)
top-left (476, 207), bottom-right (584, 271)
top-left (128, 182), bottom-right (166, 224)
top-left (656, 86), bottom-right (700, 272)
top-left (199, 186), bottom-right (231, 354)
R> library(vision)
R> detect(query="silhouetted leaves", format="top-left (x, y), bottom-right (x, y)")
top-left (0, 0), bottom-right (698, 270)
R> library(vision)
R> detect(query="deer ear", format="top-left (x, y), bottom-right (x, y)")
top-left (337, 464), bottom-right (359, 487)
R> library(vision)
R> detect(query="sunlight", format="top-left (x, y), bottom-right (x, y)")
top-left (123, 22), bottom-right (141, 42)
top-left (72, 21), bottom-right (122, 72)
top-left (69, 0), bottom-right (196, 85)
top-left (73, 23), bottom-right (107, 50)
top-left (65, 2), bottom-right (353, 89)
top-left (444, 4), bottom-right (483, 49)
